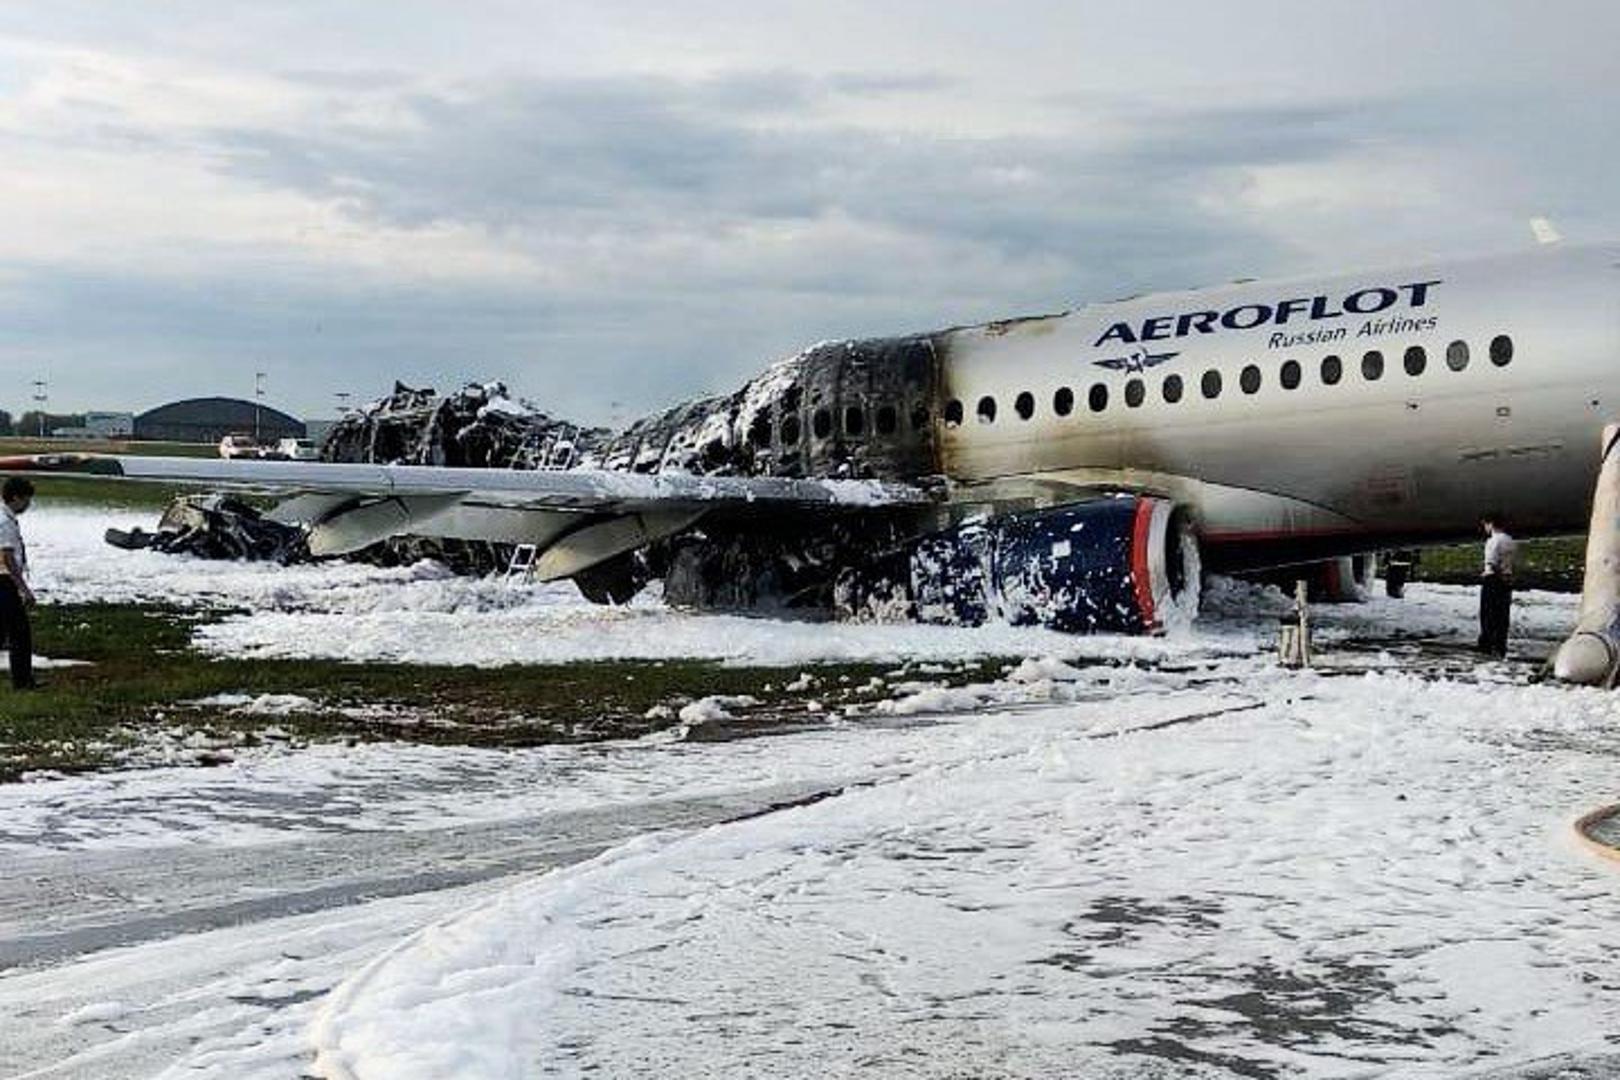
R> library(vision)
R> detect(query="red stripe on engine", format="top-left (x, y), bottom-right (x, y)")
top-left (1130, 499), bottom-right (1157, 631)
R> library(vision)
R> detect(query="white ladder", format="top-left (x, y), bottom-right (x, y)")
top-left (505, 543), bottom-right (538, 583)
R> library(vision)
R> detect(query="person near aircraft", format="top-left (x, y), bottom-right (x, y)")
top-left (0, 476), bottom-right (38, 689)
top-left (1478, 511), bottom-right (1516, 658)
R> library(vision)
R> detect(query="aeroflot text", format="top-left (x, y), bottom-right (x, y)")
top-left (1093, 280), bottom-right (1442, 347)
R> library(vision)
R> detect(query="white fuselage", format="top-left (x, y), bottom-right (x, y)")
top-left (936, 244), bottom-right (1620, 566)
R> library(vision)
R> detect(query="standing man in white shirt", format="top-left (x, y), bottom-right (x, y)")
top-left (0, 476), bottom-right (37, 690)
top-left (1478, 511), bottom-right (1516, 659)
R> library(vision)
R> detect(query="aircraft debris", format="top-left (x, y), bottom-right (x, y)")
top-left (106, 495), bottom-right (309, 563)
top-left (323, 381), bottom-right (610, 470)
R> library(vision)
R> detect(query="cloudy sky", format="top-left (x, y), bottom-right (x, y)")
top-left (1, 1), bottom-right (1617, 424)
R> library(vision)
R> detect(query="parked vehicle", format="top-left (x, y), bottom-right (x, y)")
top-left (218, 433), bottom-right (260, 459)
top-left (276, 438), bottom-right (320, 461)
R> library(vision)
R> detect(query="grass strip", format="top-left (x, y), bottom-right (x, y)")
top-left (0, 602), bottom-right (1008, 781)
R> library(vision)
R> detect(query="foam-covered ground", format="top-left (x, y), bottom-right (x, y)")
top-left (7, 505), bottom-right (1620, 1079)
top-left (22, 506), bottom-right (1577, 668)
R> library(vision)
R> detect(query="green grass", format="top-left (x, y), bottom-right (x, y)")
top-left (0, 437), bottom-right (217, 458)
top-left (0, 602), bottom-right (1008, 781)
top-left (1408, 535), bottom-right (1587, 592)
top-left (12, 476), bottom-right (189, 510)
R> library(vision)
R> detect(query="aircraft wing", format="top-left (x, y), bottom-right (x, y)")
top-left (0, 454), bottom-right (936, 576)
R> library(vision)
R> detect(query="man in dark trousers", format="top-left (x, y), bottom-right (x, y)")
top-left (1478, 511), bottom-right (1516, 658)
top-left (0, 477), bottom-right (37, 690)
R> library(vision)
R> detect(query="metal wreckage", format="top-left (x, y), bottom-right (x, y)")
top-left (109, 347), bottom-right (940, 608)
top-left (110, 381), bottom-right (612, 577)
top-left (112, 337), bottom-right (1187, 631)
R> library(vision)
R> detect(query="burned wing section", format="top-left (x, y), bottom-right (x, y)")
top-left (590, 335), bottom-right (944, 481)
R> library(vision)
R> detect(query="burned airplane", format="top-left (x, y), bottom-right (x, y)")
top-left (8, 242), bottom-right (1620, 640)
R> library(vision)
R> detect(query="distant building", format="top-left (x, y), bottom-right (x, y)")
top-left (303, 419), bottom-right (337, 446)
top-left (85, 411), bottom-right (135, 437)
top-left (134, 397), bottom-right (306, 444)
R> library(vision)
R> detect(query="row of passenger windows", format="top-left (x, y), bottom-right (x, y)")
top-left (757, 335), bottom-right (1515, 446)
top-left (763, 400), bottom-right (933, 448)
top-left (942, 335), bottom-right (1514, 427)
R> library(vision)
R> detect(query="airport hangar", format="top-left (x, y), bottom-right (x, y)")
top-left (133, 397), bottom-right (306, 444)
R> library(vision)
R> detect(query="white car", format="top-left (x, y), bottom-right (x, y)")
top-left (218, 433), bottom-right (260, 459)
top-left (277, 437), bottom-right (320, 461)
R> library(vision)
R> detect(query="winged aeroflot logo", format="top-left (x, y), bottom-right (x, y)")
top-left (1094, 349), bottom-right (1179, 374)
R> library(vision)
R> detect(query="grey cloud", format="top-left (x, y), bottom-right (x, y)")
top-left (212, 72), bottom-right (1354, 267)
top-left (20, 60), bottom-right (1619, 421)
top-left (824, 72), bottom-right (956, 97)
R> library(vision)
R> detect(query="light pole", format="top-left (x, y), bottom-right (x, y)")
top-left (254, 371), bottom-right (267, 443)
top-left (335, 391), bottom-right (351, 415)
top-left (31, 379), bottom-right (47, 438)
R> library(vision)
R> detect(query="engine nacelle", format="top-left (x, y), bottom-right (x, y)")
top-left (908, 496), bottom-right (1199, 634)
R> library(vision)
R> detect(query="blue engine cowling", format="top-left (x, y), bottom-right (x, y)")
top-left (909, 496), bottom-right (1198, 634)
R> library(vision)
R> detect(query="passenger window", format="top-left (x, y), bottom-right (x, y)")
top-left (1125, 379), bottom-right (1145, 408)
top-left (876, 405), bottom-right (897, 435)
top-left (812, 408), bottom-right (832, 439)
top-left (780, 414), bottom-right (801, 446)
top-left (1239, 365), bottom-right (1261, 395)
top-left (1404, 345), bottom-right (1426, 376)
top-left (977, 396), bottom-right (997, 423)
top-left (1362, 350), bottom-right (1384, 381)
top-left (1053, 387), bottom-right (1074, 416)
top-left (1446, 340), bottom-right (1469, 371)
top-left (1321, 355), bottom-right (1343, 385)
top-left (910, 405), bottom-right (930, 432)
top-left (1015, 391), bottom-right (1035, 420)
top-left (1088, 383), bottom-right (1108, 412)
top-left (1280, 360), bottom-right (1302, 390)
top-left (844, 406), bottom-right (865, 436)
top-left (1163, 374), bottom-right (1184, 403)
top-left (1490, 335), bottom-right (1513, 367)
top-left (1201, 369), bottom-right (1222, 399)
top-left (944, 400), bottom-right (964, 428)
